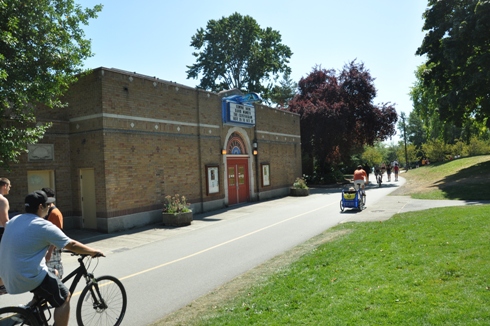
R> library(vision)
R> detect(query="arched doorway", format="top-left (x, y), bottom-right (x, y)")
top-left (225, 132), bottom-right (250, 205)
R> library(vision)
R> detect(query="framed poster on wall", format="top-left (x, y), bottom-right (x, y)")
top-left (261, 163), bottom-right (270, 187)
top-left (206, 165), bottom-right (220, 195)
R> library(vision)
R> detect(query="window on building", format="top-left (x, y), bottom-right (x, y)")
top-left (27, 170), bottom-right (55, 193)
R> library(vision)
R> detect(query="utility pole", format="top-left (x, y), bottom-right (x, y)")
top-left (401, 112), bottom-right (409, 171)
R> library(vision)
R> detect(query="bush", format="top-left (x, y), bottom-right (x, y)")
top-left (304, 169), bottom-right (345, 185)
top-left (162, 194), bottom-right (191, 214)
top-left (292, 177), bottom-right (308, 189)
top-left (467, 136), bottom-right (490, 156)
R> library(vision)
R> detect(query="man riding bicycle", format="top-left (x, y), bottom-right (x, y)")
top-left (353, 165), bottom-right (368, 196)
top-left (0, 190), bottom-right (103, 326)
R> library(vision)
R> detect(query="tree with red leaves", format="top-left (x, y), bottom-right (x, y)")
top-left (288, 61), bottom-right (397, 180)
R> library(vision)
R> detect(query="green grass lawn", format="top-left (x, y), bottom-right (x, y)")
top-left (189, 156), bottom-right (490, 325)
top-left (195, 205), bottom-right (490, 325)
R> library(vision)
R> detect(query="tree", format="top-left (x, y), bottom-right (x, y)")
top-left (422, 139), bottom-right (448, 163)
top-left (410, 64), bottom-right (489, 143)
top-left (416, 0), bottom-right (490, 128)
top-left (186, 12), bottom-right (292, 99)
top-left (288, 62), bottom-right (397, 178)
top-left (396, 143), bottom-right (419, 168)
top-left (0, 0), bottom-right (102, 168)
top-left (269, 72), bottom-right (297, 108)
top-left (361, 145), bottom-right (384, 167)
top-left (397, 110), bottom-right (426, 147)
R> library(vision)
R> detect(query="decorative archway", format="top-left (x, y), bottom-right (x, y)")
top-left (226, 132), bottom-right (247, 155)
top-left (224, 131), bottom-right (250, 205)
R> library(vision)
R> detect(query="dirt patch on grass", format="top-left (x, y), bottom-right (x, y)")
top-left (150, 229), bottom-right (351, 326)
top-left (390, 175), bottom-right (425, 196)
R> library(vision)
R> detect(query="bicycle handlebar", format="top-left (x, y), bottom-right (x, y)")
top-left (62, 250), bottom-right (105, 258)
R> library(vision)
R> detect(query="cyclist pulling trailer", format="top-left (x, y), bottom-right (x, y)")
top-left (341, 165), bottom-right (367, 212)
top-left (340, 186), bottom-right (365, 212)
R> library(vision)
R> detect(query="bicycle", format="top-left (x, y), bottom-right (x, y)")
top-left (0, 251), bottom-right (127, 326)
top-left (353, 182), bottom-right (366, 208)
top-left (375, 171), bottom-right (382, 187)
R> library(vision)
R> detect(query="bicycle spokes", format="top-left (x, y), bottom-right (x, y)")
top-left (77, 275), bottom-right (127, 326)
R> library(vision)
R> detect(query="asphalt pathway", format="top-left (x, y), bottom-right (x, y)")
top-left (64, 176), bottom-right (486, 256)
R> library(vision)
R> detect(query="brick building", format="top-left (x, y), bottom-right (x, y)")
top-left (1, 68), bottom-right (302, 233)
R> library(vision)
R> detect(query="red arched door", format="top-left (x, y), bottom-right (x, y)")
top-left (227, 158), bottom-right (249, 205)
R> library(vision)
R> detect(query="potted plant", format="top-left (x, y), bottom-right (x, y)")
top-left (162, 194), bottom-right (193, 227)
top-left (290, 177), bottom-right (309, 196)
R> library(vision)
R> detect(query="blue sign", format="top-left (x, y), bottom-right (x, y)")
top-left (221, 93), bottom-right (262, 127)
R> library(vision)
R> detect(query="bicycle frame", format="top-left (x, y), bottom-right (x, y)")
top-left (29, 254), bottom-right (98, 325)
top-left (1, 252), bottom-right (125, 326)
top-left (62, 254), bottom-right (93, 294)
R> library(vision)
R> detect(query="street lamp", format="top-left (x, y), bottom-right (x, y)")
top-left (400, 112), bottom-right (409, 171)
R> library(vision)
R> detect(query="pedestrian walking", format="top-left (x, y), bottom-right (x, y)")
top-left (42, 187), bottom-right (65, 278)
top-left (0, 177), bottom-right (11, 295)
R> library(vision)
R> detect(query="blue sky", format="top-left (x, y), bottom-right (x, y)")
top-left (78, 0), bottom-right (428, 141)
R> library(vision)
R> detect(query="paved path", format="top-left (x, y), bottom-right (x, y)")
top-left (65, 181), bottom-right (487, 253)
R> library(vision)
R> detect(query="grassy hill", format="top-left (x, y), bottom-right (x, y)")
top-left (392, 155), bottom-right (490, 200)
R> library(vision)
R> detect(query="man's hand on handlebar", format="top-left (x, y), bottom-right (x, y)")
top-left (92, 251), bottom-right (105, 258)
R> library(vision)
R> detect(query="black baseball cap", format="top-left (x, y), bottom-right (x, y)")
top-left (25, 190), bottom-right (56, 208)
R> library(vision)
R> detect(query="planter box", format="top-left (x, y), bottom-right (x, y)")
top-left (290, 188), bottom-right (309, 196)
top-left (162, 211), bottom-right (193, 227)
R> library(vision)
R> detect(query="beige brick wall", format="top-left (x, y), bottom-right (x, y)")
top-left (0, 67), bottom-right (301, 232)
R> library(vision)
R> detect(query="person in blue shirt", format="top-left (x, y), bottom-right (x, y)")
top-left (0, 190), bottom-right (103, 326)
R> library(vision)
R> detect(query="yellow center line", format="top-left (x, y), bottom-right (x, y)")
top-left (118, 201), bottom-right (336, 282)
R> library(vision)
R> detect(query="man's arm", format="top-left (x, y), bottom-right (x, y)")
top-left (64, 240), bottom-right (104, 257)
top-left (45, 245), bottom-right (55, 262)
top-left (0, 196), bottom-right (9, 227)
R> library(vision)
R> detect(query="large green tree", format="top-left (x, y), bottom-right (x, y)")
top-left (0, 0), bottom-right (102, 168)
top-left (416, 0), bottom-right (490, 128)
top-left (186, 12), bottom-right (292, 99)
top-left (410, 64), bottom-right (488, 143)
top-left (288, 62), bottom-right (397, 178)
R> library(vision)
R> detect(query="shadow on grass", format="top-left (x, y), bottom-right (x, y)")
top-left (432, 160), bottom-right (490, 200)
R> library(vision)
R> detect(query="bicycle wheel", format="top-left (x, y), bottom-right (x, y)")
top-left (0, 306), bottom-right (39, 326)
top-left (76, 275), bottom-right (127, 326)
